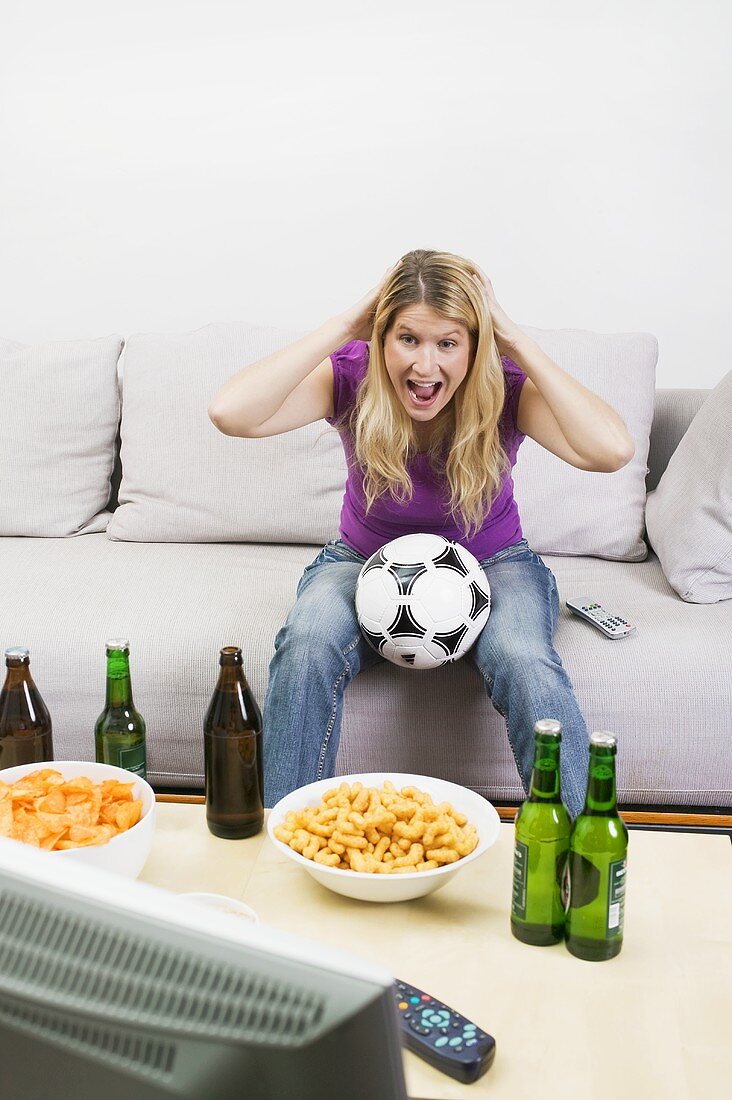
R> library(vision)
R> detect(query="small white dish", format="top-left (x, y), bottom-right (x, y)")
top-left (180, 892), bottom-right (259, 923)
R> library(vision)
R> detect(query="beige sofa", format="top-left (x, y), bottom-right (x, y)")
top-left (3, 323), bottom-right (730, 810)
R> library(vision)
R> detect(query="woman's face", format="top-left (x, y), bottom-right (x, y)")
top-left (382, 304), bottom-right (473, 438)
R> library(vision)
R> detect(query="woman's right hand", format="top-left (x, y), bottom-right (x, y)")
top-left (338, 259), bottom-right (404, 342)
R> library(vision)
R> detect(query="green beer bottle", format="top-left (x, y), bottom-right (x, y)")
top-left (94, 640), bottom-right (147, 778)
top-left (511, 719), bottom-right (571, 945)
top-left (565, 731), bottom-right (628, 961)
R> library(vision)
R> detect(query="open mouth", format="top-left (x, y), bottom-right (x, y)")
top-left (406, 380), bottom-right (442, 407)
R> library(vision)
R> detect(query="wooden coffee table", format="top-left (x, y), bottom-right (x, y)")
top-left (141, 804), bottom-right (731, 1100)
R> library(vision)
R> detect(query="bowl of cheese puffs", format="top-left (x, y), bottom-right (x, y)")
top-left (0, 760), bottom-right (155, 879)
top-left (268, 773), bottom-right (500, 902)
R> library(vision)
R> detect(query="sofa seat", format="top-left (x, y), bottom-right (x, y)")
top-left (5, 533), bottom-right (730, 808)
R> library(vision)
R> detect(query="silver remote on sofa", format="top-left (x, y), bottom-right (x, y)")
top-left (566, 597), bottom-right (636, 638)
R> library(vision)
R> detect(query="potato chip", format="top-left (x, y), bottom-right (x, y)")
top-left (0, 769), bottom-right (144, 851)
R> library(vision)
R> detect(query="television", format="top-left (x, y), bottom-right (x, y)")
top-left (0, 837), bottom-right (408, 1100)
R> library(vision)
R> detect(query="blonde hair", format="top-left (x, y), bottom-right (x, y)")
top-left (344, 248), bottom-right (511, 539)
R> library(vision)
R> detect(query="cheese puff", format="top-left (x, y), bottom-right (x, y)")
top-left (392, 800), bottom-right (420, 822)
top-left (455, 828), bottom-right (479, 857)
top-left (352, 787), bottom-right (369, 814)
top-left (364, 825), bottom-right (380, 845)
top-left (349, 850), bottom-right (368, 872)
top-left (399, 786), bottom-right (427, 804)
top-left (416, 860), bottom-right (440, 872)
top-left (333, 830), bottom-right (368, 849)
top-left (289, 829), bottom-right (312, 853)
top-left (273, 826), bottom-right (294, 844)
top-left (426, 847), bottom-right (460, 864)
top-left (307, 820), bottom-right (336, 838)
top-left (393, 815), bottom-right (425, 841)
top-left (327, 837), bottom-right (345, 855)
top-left (303, 837), bottom-right (320, 860)
top-left (392, 843), bottom-right (423, 868)
top-left (372, 810), bottom-right (397, 832)
top-left (348, 811), bottom-right (366, 829)
top-left (453, 811), bottom-right (468, 826)
top-left (383, 851), bottom-right (395, 863)
top-left (335, 819), bottom-right (358, 834)
top-left (389, 842), bottom-right (402, 858)
top-left (397, 837), bottom-right (411, 851)
top-left (373, 835), bottom-right (390, 862)
top-left (314, 849), bottom-right (340, 866)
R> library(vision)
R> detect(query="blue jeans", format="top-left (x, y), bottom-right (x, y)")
top-left (262, 537), bottom-right (590, 817)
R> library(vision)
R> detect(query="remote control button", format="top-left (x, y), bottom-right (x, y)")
top-left (421, 994), bottom-right (430, 1002)
top-left (465, 1038), bottom-right (478, 1046)
top-left (409, 1021), bottom-right (432, 1035)
top-left (410, 996), bottom-right (420, 1004)
top-left (435, 1036), bottom-right (449, 1048)
top-left (449, 1037), bottom-right (462, 1047)
top-left (398, 1001), bottom-right (408, 1010)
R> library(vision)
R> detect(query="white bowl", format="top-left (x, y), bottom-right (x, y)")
top-left (180, 892), bottom-right (259, 924)
top-left (267, 772), bottom-right (500, 903)
top-left (0, 759), bottom-right (156, 879)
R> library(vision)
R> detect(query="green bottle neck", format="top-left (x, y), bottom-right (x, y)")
top-left (105, 650), bottom-right (134, 708)
top-left (582, 746), bottom-right (618, 815)
top-left (529, 736), bottom-right (562, 802)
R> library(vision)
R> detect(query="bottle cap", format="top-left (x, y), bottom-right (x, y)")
top-left (590, 731), bottom-right (617, 749)
top-left (534, 719), bottom-right (562, 738)
top-left (5, 647), bottom-right (30, 663)
top-left (105, 639), bottom-right (130, 651)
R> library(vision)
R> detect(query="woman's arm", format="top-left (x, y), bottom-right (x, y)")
top-left (207, 316), bottom-right (351, 437)
top-left (208, 260), bottom-right (402, 438)
top-left (511, 335), bottom-right (636, 473)
top-left (467, 266), bottom-right (635, 473)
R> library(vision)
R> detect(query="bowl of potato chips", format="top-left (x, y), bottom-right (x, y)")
top-left (268, 773), bottom-right (500, 903)
top-left (0, 760), bottom-right (155, 879)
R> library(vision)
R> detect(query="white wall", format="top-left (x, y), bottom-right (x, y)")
top-left (1, 0), bottom-right (729, 388)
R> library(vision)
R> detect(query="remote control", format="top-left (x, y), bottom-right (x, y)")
top-left (566, 596), bottom-right (636, 638)
top-left (394, 979), bottom-right (496, 1083)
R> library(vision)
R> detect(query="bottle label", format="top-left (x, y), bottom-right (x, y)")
top-left (117, 743), bottom-right (147, 778)
top-left (606, 858), bottom-right (626, 937)
top-left (511, 840), bottom-right (528, 919)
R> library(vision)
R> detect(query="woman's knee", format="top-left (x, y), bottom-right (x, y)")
top-left (275, 595), bottom-right (361, 663)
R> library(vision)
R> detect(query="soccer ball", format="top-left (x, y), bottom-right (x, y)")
top-left (354, 533), bottom-right (491, 670)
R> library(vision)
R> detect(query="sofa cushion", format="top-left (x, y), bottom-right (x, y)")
top-left (0, 333), bottom-right (123, 536)
top-left (645, 370), bottom-right (732, 603)
top-left (107, 322), bottom-right (346, 543)
top-left (512, 326), bottom-right (658, 561)
top-left (6, 533), bottom-right (731, 808)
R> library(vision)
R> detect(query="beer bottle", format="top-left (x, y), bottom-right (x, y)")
top-left (94, 640), bottom-right (147, 778)
top-left (204, 646), bottom-right (264, 839)
top-left (511, 719), bottom-right (571, 945)
top-left (565, 731), bottom-right (628, 961)
top-left (0, 648), bottom-right (54, 767)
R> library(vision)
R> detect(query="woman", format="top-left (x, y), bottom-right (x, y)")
top-left (208, 250), bottom-right (635, 816)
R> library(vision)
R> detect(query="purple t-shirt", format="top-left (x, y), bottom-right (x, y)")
top-left (325, 340), bottom-right (528, 560)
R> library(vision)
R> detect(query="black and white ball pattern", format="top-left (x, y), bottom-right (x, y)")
top-left (355, 533), bottom-right (491, 670)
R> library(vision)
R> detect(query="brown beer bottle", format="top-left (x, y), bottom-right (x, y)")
top-left (0, 647), bottom-right (54, 767)
top-left (204, 646), bottom-right (264, 839)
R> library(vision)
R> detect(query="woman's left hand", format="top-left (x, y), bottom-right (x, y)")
top-left (470, 264), bottom-right (525, 356)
